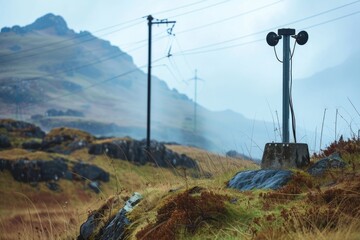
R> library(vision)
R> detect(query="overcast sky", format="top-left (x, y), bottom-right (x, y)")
top-left (1, 0), bottom-right (360, 144)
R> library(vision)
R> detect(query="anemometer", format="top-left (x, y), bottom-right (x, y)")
top-left (261, 28), bottom-right (310, 170)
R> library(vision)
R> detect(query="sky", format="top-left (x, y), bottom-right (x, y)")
top-left (1, 0), bottom-right (360, 148)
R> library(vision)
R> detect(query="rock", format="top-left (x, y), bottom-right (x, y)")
top-left (41, 127), bottom-right (92, 154)
top-left (73, 162), bottom-right (109, 182)
top-left (88, 181), bottom-right (100, 194)
top-left (0, 119), bottom-right (45, 138)
top-left (78, 214), bottom-right (96, 240)
top-left (4, 158), bottom-right (67, 183)
top-left (0, 135), bottom-right (11, 149)
top-left (307, 152), bottom-right (346, 176)
top-left (40, 158), bottom-right (68, 181)
top-left (46, 181), bottom-right (61, 191)
top-left (228, 169), bottom-right (293, 191)
top-left (10, 160), bottom-right (42, 182)
top-left (78, 192), bottom-right (143, 240)
top-left (88, 139), bottom-right (198, 169)
top-left (0, 159), bottom-right (11, 171)
top-left (99, 192), bottom-right (143, 240)
top-left (22, 140), bottom-right (42, 150)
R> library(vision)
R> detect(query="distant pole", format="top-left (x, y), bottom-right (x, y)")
top-left (320, 108), bottom-right (327, 152)
top-left (146, 15), bottom-right (176, 152)
top-left (335, 108), bottom-right (338, 143)
top-left (146, 15), bottom-right (153, 152)
top-left (188, 69), bottom-right (203, 132)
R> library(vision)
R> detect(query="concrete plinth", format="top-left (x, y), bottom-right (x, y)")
top-left (261, 143), bottom-right (310, 169)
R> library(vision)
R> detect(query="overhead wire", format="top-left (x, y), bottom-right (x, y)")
top-left (177, 0), bottom-right (283, 35)
top-left (173, 6), bottom-right (360, 56)
top-left (5, 56), bottom-right (167, 114)
top-left (0, 43), bottom-right (149, 85)
top-left (1, 0), bottom-right (218, 60)
top-left (172, 0), bottom-right (360, 55)
top-left (1, 19), bottom-right (143, 59)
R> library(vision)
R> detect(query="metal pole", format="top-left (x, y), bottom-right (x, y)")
top-left (282, 34), bottom-right (290, 143)
top-left (194, 69), bottom-right (197, 132)
top-left (146, 15), bottom-right (153, 152)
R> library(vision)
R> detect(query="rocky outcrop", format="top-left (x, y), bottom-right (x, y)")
top-left (0, 135), bottom-right (11, 149)
top-left (22, 140), bottom-right (42, 150)
top-left (307, 152), bottom-right (346, 176)
top-left (0, 119), bottom-right (45, 138)
top-left (228, 169), bottom-right (293, 191)
top-left (2, 158), bottom-right (68, 183)
top-left (88, 139), bottom-right (198, 169)
top-left (78, 192), bottom-right (143, 240)
top-left (41, 127), bottom-right (93, 154)
top-left (73, 162), bottom-right (109, 182)
top-left (0, 158), bottom-right (109, 192)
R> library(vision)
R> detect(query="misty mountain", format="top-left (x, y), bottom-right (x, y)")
top-left (291, 52), bottom-right (360, 144)
top-left (3, 13), bottom-right (353, 158)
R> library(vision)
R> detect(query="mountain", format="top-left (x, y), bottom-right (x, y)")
top-left (0, 13), bottom-right (285, 157)
top-left (291, 52), bottom-right (360, 145)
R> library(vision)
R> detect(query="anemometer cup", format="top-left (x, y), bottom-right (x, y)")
top-left (266, 32), bottom-right (281, 46)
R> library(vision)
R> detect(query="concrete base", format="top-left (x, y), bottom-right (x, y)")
top-left (261, 143), bottom-right (310, 169)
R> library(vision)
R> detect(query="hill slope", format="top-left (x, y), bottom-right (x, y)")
top-left (0, 13), bottom-right (279, 157)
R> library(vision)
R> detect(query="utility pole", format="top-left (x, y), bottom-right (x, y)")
top-left (188, 69), bottom-right (204, 132)
top-left (146, 15), bottom-right (176, 152)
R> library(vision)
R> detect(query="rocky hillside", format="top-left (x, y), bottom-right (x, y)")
top-left (1, 119), bottom-right (360, 239)
top-left (0, 13), bottom-right (273, 157)
top-left (0, 118), bottom-right (256, 239)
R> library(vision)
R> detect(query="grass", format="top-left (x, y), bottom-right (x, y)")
top-left (1, 136), bottom-right (360, 239)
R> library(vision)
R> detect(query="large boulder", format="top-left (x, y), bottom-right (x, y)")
top-left (228, 169), bottom-right (293, 191)
top-left (307, 153), bottom-right (346, 176)
top-left (88, 139), bottom-right (198, 169)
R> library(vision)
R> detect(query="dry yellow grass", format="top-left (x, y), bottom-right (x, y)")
top-left (0, 148), bottom-right (59, 161)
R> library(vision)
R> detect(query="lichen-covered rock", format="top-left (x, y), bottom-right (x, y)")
top-left (307, 152), bottom-right (346, 176)
top-left (78, 192), bottom-right (143, 240)
top-left (228, 169), bottom-right (293, 191)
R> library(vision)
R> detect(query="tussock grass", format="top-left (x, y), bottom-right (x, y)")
top-left (1, 138), bottom-right (360, 239)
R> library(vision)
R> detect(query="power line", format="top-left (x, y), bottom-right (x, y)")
top-left (1, 19), bottom-right (143, 60)
top-left (0, 43), bottom-right (148, 85)
top-left (3, 56), bottom-right (167, 113)
top-left (177, 0), bottom-right (283, 35)
top-left (167, 0), bottom-right (232, 19)
top-left (1, 0), bottom-right (227, 60)
top-left (173, 1), bottom-right (360, 54)
top-left (173, 7), bottom-right (360, 56)
top-left (150, 0), bottom-right (209, 16)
